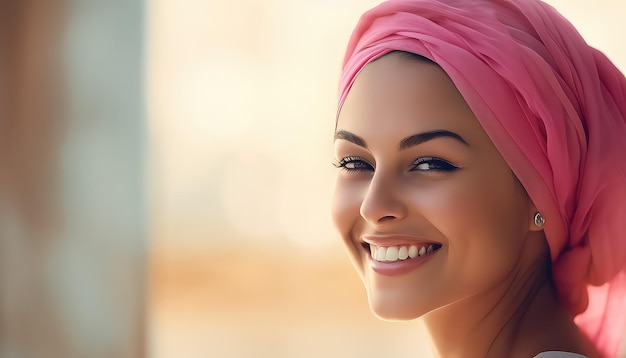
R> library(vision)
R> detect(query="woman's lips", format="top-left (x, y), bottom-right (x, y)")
top-left (361, 235), bottom-right (442, 276)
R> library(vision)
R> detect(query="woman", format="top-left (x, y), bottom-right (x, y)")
top-left (331, 0), bottom-right (626, 357)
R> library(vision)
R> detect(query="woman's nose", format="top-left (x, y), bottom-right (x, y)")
top-left (359, 172), bottom-right (408, 226)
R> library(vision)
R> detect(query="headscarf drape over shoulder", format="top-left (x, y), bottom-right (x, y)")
top-left (338, 1), bottom-right (626, 356)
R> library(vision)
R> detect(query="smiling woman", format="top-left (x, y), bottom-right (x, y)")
top-left (332, 1), bottom-right (626, 357)
top-left (334, 52), bottom-right (569, 356)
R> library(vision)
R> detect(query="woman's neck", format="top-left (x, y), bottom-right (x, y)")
top-left (422, 249), bottom-right (599, 358)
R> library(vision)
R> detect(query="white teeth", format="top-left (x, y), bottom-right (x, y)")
top-left (386, 246), bottom-right (399, 261)
top-left (376, 246), bottom-right (386, 261)
top-left (398, 246), bottom-right (408, 260)
top-left (369, 244), bottom-right (439, 262)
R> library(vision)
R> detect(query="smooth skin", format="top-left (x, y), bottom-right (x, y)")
top-left (332, 52), bottom-right (599, 358)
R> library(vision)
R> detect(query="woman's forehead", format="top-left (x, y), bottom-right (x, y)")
top-left (337, 53), bottom-right (483, 142)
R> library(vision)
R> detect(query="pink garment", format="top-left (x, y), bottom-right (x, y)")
top-left (337, 0), bottom-right (626, 356)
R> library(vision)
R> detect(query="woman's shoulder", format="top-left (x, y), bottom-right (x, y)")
top-left (534, 352), bottom-right (588, 358)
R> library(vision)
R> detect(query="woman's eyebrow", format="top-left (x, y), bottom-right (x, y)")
top-left (334, 129), bottom-right (468, 150)
top-left (399, 130), bottom-right (468, 150)
top-left (334, 130), bottom-right (368, 148)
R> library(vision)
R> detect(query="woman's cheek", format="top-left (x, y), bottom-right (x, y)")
top-left (331, 178), bottom-right (367, 237)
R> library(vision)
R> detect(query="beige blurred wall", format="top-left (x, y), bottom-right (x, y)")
top-left (147, 1), bottom-right (626, 357)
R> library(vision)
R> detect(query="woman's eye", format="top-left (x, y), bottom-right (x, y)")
top-left (333, 156), bottom-right (373, 172)
top-left (411, 157), bottom-right (458, 172)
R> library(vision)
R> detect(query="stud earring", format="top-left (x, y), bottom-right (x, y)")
top-left (534, 212), bottom-right (545, 228)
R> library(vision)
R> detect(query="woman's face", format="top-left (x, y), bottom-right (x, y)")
top-left (332, 52), bottom-right (538, 320)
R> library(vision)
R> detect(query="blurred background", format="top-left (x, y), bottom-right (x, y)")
top-left (1, 0), bottom-right (625, 357)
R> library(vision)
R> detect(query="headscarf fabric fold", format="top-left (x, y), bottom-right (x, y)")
top-left (338, 0), bottom-right (626, 356)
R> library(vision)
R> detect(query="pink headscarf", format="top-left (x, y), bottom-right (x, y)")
top-left (337, 0), bottom-right (626, 356)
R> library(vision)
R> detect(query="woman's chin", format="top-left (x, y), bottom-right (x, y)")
top-left (368, 296), bottom-right (429, 321)
top-left (365, 280), bottom-right (435, 321)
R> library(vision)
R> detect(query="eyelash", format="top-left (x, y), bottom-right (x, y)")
top-left (333, 156), bottom-right (373, 172)
top-left (333, 156), bottom-right (459, 173)
top-left (411, 156), bottom-right (459, 172)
